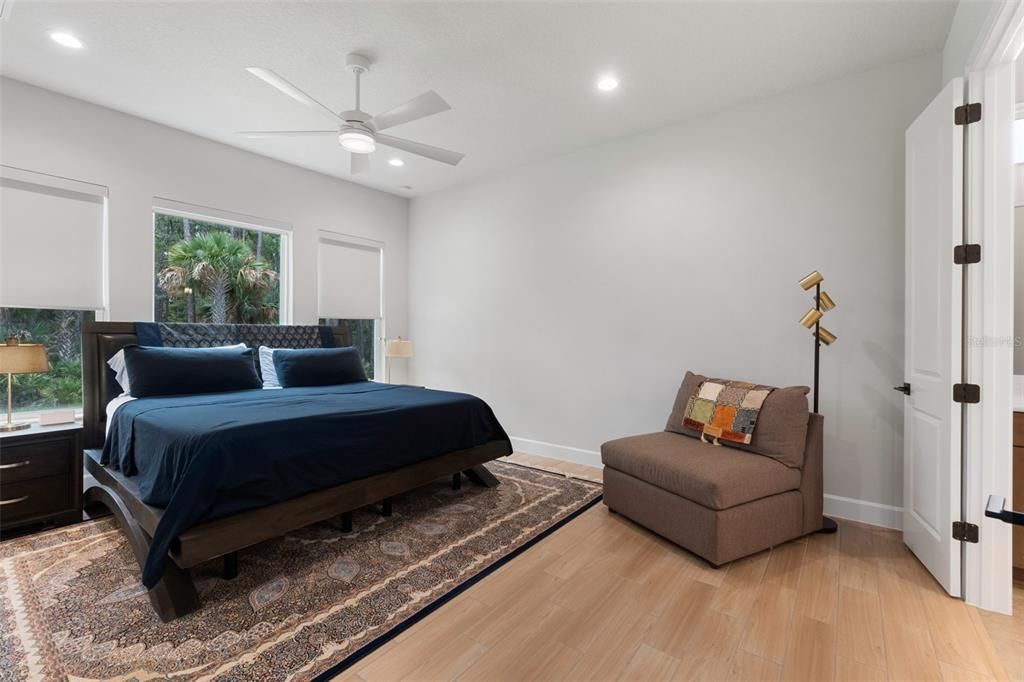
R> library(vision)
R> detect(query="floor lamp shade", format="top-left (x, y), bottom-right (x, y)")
top-left (385, 338), bottom-right (413, 358)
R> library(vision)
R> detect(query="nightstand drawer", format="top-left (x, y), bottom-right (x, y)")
top-left (0, 475), bottom-right (71, 522)
top-left (0, 438), bottom-right (74, 483)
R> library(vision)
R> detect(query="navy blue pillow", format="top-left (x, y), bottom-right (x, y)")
top-left (273, 347), bottom-right (367, 387)
top-left (123, 345), bottom-right (261, 397)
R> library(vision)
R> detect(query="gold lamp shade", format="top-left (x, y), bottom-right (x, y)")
top-left (818, 290), bottom-right (836, 311)
top-left (798, 271), bottom-right (824, 290)
top-left (799, 308), bottom-right (823, 328)
top-left (0, 338), bottom-right (49, 374)
top-left (815, 326), bottom-right (837, 346)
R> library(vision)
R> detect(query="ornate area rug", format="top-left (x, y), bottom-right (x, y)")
top-left (0, 461), bottom-right (601, 681)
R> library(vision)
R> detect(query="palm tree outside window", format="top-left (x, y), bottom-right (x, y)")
top-left (154, 213), bottom-right (282, 324)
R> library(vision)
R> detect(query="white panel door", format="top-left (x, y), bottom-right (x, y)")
top-left (902, 77), bottom-right (963, 597)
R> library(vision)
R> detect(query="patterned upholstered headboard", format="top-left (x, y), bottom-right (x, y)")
top-left (81, 322), bottom-right (351, 449)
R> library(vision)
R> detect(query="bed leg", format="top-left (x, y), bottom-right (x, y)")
top-left (381, 498), bottom-right (393, 517)
top-left (223, 552), bottom-right (238, 580)
top-left (341, 511), bottom-right (353, 533)
top-left (84, 483), bottom-right (200, 622)
top-left (452, 472), bottom-right (462, 490)
top-left (464, 464), bottom-right (499, 488)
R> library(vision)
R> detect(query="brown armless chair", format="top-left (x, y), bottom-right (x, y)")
top-left (601, 372), bottom-right (824, 566)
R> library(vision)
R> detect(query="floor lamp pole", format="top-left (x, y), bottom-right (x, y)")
top-left (813, 282), bottom-right (821, 414)
top-left (812, 281), bottom-right (836, 533)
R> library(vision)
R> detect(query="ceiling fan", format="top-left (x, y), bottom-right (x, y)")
top-left (239, 53), bottom-right (464, 175)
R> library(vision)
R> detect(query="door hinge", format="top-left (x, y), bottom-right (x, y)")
top-left (954, 103), bottom-right (982, 125)
top-left (953, 244), bottom-right (981, 264)
top-left (952, 521), bottom-right (979, 543)
top-left (953, 383), bottom-right (981, 403)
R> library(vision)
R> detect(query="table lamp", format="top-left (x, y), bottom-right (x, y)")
top-left (0, 337), bottom-right (50, 432)
top-left (384, 337), bottom-right (413, 384)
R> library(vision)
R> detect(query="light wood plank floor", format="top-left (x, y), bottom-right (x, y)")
top-left (337, 454), bottom-right (1024, 681)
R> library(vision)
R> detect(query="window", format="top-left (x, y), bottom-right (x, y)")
top-left (0, 168), bottom-right (106, 417)
top-left (318, 232), bottom-right (384, 380)
top-left (0, 308), bottom-right (96, 414)
top-left (319, 318), bottom-right (376, 379)
top-left (153, 208), bottom-right (287, 324)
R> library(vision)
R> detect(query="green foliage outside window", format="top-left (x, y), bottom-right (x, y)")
top-left (154, 213), bottom-right (281, 324)
top-left (0, 308), bottom-right (95, 413)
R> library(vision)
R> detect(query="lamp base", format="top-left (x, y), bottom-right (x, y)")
top-left (0, 421), bottom-right (31, 432)
top-left (817, 516), bottom-right (839, 534)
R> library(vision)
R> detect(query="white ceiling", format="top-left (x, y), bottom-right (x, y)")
top-left (1, 1), bottom-right (956, 197)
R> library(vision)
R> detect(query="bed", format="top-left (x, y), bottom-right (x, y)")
top-left (81, 321), bottom-right (512, 622)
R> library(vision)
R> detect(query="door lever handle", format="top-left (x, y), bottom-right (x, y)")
top-left (894, 382), bottom-right (911, 395)
top-left (985, 495), bottom-right (1024, 526)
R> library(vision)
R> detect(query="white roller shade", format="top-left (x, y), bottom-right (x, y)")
top-left (318, 236), bottom-right (382, 320)
top-left (0, 176), bottom-right (105, 310)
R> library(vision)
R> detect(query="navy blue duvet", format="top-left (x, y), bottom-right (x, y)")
top-left (101, 382), bottom-right (511, 588)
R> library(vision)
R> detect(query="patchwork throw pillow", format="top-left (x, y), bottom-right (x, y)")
top-left (666, 371), bottom-right (811, 468)
top-left (682, 378), bottom-right (773, 445)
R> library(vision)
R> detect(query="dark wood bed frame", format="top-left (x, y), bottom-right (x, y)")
top-left (81, 321), bottom-right (506, 622)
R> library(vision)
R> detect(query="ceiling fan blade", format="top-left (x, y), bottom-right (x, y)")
top-left (351, 153), bottom-right (370, 175)
top-left (245, 67), bottom-right (344, 125)
top-left (239, 130), bottom-right (337, 138)
top-left (377, 134), bottom-right (464, 166)
top-left (369, 91), bottom-right (451, 131)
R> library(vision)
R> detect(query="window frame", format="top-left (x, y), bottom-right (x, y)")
top-left (151, 198), bottom-right (293, 324)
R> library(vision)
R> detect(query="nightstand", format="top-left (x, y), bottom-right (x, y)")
top-left (0, 422), bottom-right (83, 534)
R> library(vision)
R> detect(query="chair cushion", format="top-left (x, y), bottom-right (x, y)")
top-left (665, 371), bottom-right (810, 469)
top-left (601, 431), bottom-right (802, 511)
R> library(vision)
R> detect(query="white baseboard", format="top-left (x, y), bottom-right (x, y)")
top-left (511, 436), bottom-right (903, 531)
top-left (509, 436), bottom-right (602, 468)
top-left (824, 494), bottom-right (903, 530)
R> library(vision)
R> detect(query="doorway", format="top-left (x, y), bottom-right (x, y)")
top-left (959, 0), bottom-right (1024, 615)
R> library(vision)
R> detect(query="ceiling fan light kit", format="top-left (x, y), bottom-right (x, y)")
top-left (242, 52), bottom-right (464, 176)
top-left (338, 130), bottom-right (376, 154)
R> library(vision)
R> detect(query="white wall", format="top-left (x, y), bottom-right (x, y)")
top-left (0, 77), bottom-right (410, 381)
top-left (409, 54), bottom-right (941, 523)
top-left (942, 0), bottom-right (1001, 83)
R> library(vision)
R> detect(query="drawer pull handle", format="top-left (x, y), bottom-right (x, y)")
top-left (0, 496), bottom-right (28, 506)
top-left (0, 460), bottom-right (30, 470)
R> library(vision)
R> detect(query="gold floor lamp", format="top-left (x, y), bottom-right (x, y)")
top-left (385, 337), bottom-right (413, 384)
top-left (798, 272), bottom-right (839, 534)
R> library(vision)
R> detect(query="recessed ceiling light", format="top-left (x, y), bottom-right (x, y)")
top-left (389, 158), bottom-right (405, 167)
top-left (49, 31), bottom-right (84, 49)
top-left (596, 75), bottom-right (619, 92)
